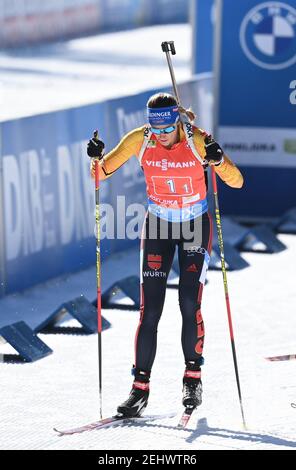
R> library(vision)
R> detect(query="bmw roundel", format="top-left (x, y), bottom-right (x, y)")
top-left (240, 2), bottom-right (296, 70)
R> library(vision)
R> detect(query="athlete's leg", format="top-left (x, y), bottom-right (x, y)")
top-left (177, 212), bottom-right (213, 362)
top-left (135, 212), bottom-right (176, 372)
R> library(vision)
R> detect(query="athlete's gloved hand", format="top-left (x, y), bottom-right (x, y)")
top-left (204, 135), bottom-right (224, 166)
top-left (87, 130), bottom-right (105, 159)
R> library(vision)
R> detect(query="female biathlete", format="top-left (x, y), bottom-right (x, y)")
top-left (87, 92), bottom-right (244, 418)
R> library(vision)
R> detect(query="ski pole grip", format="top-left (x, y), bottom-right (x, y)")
top-left (161, 41), bottom-right (176, 55)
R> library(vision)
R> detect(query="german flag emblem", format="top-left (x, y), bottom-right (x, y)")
top-left (147, 254), bottom-right (162, 270)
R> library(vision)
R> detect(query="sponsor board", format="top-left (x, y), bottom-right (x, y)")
top-left (215, 0), bottom-right (296, 216)
top-left (220, 126), bottom-right (296, 167)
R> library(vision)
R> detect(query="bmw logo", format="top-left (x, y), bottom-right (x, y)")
top-left (240, 2), bottom-right (296, 70)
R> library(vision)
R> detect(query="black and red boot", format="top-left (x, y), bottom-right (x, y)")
top-left (117, 368), bottom-right (150, 418)
top-left (182, 360), bottom-right (203, 409)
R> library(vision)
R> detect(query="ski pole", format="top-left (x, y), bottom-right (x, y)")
top-left (92, 130), bottom-right (103, 419)
top-left (161, 41), bottom-right (247, 429)
top-left (161, 41), bottom-right (181, 105)
top-left (210, 163), bottom-right (247, 429)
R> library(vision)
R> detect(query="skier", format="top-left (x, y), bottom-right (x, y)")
top-left (87, 92), bottom-right (244, 418)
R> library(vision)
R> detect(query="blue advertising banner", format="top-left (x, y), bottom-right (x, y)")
top-left (0, 103), bottom-right (112, 295)
top-left (215, 0), bottom-right (296, 218)
top-left (99, 0), bottom-right (189, 29)
top-left (147, 0), bottom-right (189, 24)
top-left (192, 0), bottom-right (215, 74)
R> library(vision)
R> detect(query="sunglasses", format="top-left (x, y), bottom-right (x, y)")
top-left (150, 125), bottom-right (176, 135)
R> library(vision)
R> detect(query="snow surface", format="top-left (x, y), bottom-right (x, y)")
top-left (0, 24), bottom-right (191, 121)
top-left (0, 23), bottom-right (296, 451)
top-left (0, 233), bottom-right (296, 450)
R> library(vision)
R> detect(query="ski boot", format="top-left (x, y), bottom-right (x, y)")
top-left (117, 368), bottom-right (150, 418)
top-left (182, 360), bottom-right (203, 410)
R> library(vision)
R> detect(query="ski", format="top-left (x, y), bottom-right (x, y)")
top-left (291, 403), bottom-right (296, 409)
top-left (177, 407), bottom-right (196, 428)
top-left (54, 412), bottom-right (175, 436)
top-left (266, 354), bottom-right (296, 362)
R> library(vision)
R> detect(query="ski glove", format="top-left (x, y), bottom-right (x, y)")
top-left (87, 130), bottom-right (105, 159)
top-left (204, 136), bottom-right (224, 166)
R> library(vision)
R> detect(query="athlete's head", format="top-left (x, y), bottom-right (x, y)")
top-left (147, 93), bottom-right (180, 148)
top-left (147, 93), bottom-right (196, 149)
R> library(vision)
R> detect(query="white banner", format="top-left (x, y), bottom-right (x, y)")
top-left (220, 126), bottom-right (296, 168)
